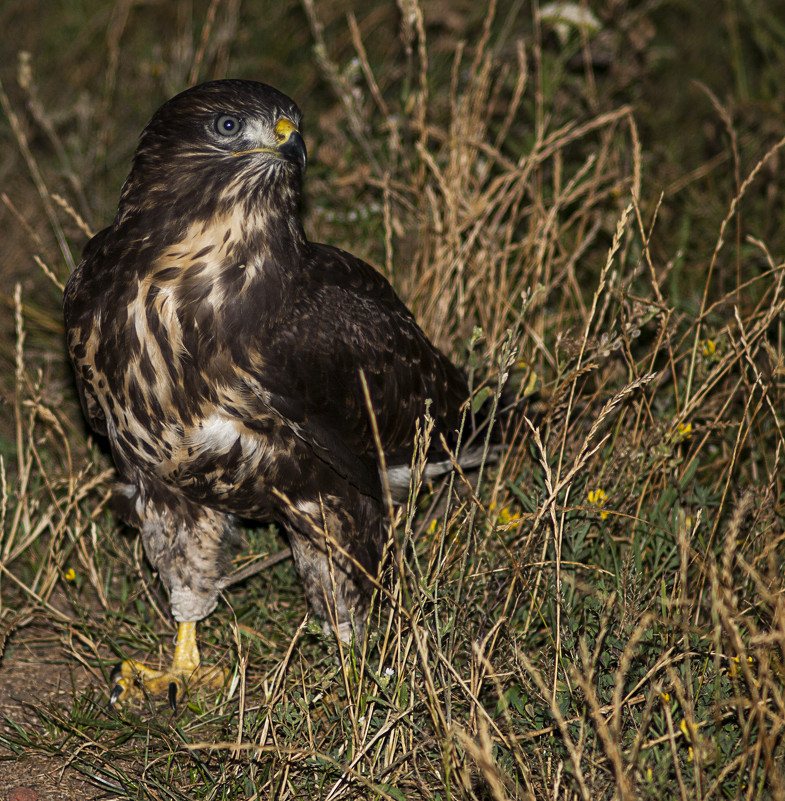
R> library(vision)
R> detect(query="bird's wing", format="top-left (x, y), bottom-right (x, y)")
top-left (62, 228), bottom-right (114, 438)
top-left (236, 243), bottom-right (469, 494)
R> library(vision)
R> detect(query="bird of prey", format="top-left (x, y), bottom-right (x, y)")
top-left (64, 79), bottom-right (475, 706)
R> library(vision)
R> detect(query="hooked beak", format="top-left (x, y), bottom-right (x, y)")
top-left (275, 125), bottom-right (308, 172)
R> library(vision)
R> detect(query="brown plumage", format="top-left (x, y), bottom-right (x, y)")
top-left (64, 79), bottom-right (471, 703)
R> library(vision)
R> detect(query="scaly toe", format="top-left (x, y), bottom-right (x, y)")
top-left (107, 658), bottom-right (227, 708)
top-left (106, 623), bottom-right (227, 707)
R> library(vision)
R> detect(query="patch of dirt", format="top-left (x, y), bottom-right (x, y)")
top-left (0, 628), bottom-right (101, 801)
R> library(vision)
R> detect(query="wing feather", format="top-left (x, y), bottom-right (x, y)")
top-left (238, 243), bottom-right (468, 490)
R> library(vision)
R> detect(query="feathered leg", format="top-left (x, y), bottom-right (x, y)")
top-left (283, 485), bottom-right (385, 646)
top-left (108, 480), bottom-right (231, 707)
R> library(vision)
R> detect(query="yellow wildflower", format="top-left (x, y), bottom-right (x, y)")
top-left (587, 488), bottom-right (609, 520)
top-left (497, 506), bottom-right (521, 527)
top-left (729, 654), bottom-right (754, 676)
top-left (676, 422), bottom-right (693, 440)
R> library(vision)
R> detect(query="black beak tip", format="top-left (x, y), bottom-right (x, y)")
top-left (281, 130), bottom-right (307, 173)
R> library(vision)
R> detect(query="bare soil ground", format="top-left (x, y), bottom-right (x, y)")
top-left (0, 630), bottom-right (99, 801)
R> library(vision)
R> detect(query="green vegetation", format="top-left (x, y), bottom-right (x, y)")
top-left (1, 1), bottom-right (784, 798)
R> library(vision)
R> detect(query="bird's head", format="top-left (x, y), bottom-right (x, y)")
top-left (118, 80), bottom-right (308, 230)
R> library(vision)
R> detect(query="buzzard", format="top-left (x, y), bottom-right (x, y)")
top-left (64, 79), bottom-right (475, 706)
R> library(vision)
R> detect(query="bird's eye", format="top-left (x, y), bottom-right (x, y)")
top-left (214, 114), bottom-right (243, 137)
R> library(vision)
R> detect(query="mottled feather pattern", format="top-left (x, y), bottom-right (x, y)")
top-left (64, 79), bottom-right (470, 639)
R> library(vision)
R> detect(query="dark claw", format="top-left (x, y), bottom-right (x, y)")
top-left (109, 682), bottom-right (124, 708)
top-left (168, 681), bottom-right (178, 711)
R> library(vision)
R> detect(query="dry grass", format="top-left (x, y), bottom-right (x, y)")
top-left (1, 1), bottom-right (784, 798)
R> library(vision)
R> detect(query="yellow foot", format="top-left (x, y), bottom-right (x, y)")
top-left (109, 621), bottom-right (227, 710)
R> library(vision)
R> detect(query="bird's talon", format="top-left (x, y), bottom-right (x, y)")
top-left (103, 627), bottom-right (226, 707)
top-left (109, 680), bottom-right (126, 708)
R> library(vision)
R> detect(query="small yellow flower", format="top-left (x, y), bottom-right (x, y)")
top-left (687, 746), bottom-right (694, 763)
top-left (700, 339), bottom-right (716, 357)
top-left (426, 519), bottom-right (439, 534)
top-left (497, 506), bottom-right (521, 527)
top-left (515, 360), bottom-right (539, 396)
top-left (587, 489), bottom-right (609, 520)
top-left (729, 654), bottom-right (754, 676)
top-left (676, 422), bottom-right (693, 440)
top-left (660, 691), bottom-right (670, 703)
top-left (728, 657), bottom-right (738, 678)
top-left (680, 719), bottom-right (691, 741)
top-left (64, 568), bottom-right (76, 581)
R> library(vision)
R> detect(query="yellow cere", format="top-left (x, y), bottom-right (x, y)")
top-left (275, 118), bottom-right (298, 143)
